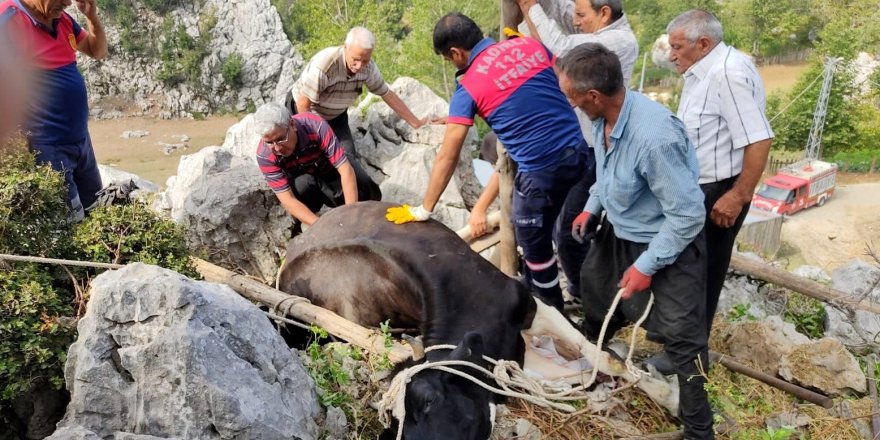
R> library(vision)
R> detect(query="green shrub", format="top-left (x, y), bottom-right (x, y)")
top-left (0, 139), bottom-right (72, 257)
top-left (156, 11), bottom-right (216, 88)
top-left (831, 148), bottom-right (880, 172)
top-left (0, 265), bottom-right (75, 401)
top-left (221, 53), bottom-right (244, 87)
top-left (784, 293), bottom-right (827, 339)
top-left (72, 203), bottom-right (199, 279)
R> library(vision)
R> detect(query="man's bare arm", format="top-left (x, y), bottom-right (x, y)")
top-left (382, 90), bottom-right (427, 129)
top-left (275, 190), bottom-right (320, 225)
top-left (337, 161), bottom-right (359, 205)
top-left (74, 0), bottom-right (108, 60)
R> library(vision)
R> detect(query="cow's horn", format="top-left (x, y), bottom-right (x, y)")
top-left (402, 334), bottom-right (425, 361)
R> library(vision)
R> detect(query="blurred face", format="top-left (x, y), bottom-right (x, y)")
top-left (559, 72), bottom-right (602, 120)
top-left (573, 0), bottom-right (608, 34)
top-left (667, 29), bottom-right (713, 74)
top-left (23, 0), bottom-right (71, 20)
top-left (262, 124), bottom-right (294, 157)
top-left (344, 43), bottom-right (373, 75)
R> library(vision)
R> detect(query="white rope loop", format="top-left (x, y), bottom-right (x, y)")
top-left (378, 289), bottom-right (655, 440)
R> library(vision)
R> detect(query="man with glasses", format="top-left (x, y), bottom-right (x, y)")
top-left (254, 102), bottom-right (381, 227)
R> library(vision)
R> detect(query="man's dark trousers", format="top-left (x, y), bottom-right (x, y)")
top-left (701, 175), bottom-right (750, 337)
top-left (580, 219), bottom-right (713, 439)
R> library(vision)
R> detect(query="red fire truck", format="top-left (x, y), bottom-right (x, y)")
top-left (752, 159), bottom-right (837, 216)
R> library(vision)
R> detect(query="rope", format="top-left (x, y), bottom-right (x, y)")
top-left (0, 253), bottom-right (124, 269)
top-left (262, 310), bottom-right (311, 331)
top-left (378, 289), bottom-right (655, 440)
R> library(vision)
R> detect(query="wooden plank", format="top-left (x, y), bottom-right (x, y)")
top-left (496, 140), bottom-right (519, 276)
top-left (193, 257), bottom-right (414, 363)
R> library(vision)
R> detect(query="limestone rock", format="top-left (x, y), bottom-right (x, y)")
top-left (351, 77), bottom-right (483, 230)
top-left (156, 147), bottom-right (293, 283)
top-left (221, 113), bottom-right (261, 162)
top-left (779, 338), bottom-right (867, 396)
top-left (724, 316), bottom-right (810, 374)
top-left (791, 265), bottom-right (832, 283)
top-left (824, 260), bottom-right (880, 348)
top-left (50, 263), bottom-right (321, 439)
top-left (79, 0), bottom-right (301, 117)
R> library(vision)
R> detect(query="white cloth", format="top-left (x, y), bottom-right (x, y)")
top-left (677, 42), bottom-right (774, 184)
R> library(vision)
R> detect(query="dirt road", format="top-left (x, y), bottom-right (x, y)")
top-left (780, 182), bottom-right (880, 272)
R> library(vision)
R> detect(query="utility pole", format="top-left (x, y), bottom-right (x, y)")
top-left (804, 57), bottom-right (842, 161)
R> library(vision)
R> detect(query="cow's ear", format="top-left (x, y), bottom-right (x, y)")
top-left (448, 332), bottom-right (484, 363)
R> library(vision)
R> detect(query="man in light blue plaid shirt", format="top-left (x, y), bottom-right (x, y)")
top-left (557, 43), bottom-right (713, 439)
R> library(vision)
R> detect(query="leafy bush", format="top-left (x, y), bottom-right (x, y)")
top-left (0, 138), bottom-right (72, 257)
top-left (831, 148), bottom-right (880, 172)
top-left (784, 294), bottom-right (827, 339)
top-left (0, 266), bottom-right (75, 400)
top-left (72, 203), bottom-right (199, 279)
top-left (0, 139), bottom-right (76, 402)
top-left (156, 11), bottom-right (216, 88)
top-left (221, 53), bottom-right (244, 87)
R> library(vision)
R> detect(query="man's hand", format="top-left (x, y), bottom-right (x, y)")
top-left (75, 0), bottom-right (98, 20)
top-left (515, 0), bottom-right (538, 12)
top-left (710, 191), bottom-right (746, 228)
top-left (468, 207), bottom-right (489, 238)
top-left (619, 266), bottom-right (652, 299)
top-left (385, 204), bottom-right (432, 224)
top-left (571, 211), bottom-right (600, 243)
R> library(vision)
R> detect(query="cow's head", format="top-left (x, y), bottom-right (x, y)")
top-left (401, 332), bottom-right (495, 440)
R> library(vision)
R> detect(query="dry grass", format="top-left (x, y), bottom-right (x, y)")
top-left (758, 64), bottom-right (811, 95)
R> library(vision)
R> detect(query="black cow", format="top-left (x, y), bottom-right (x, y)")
top-left (278, 201), bottom-right (677, 439)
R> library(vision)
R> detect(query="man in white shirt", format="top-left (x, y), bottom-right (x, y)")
top-left (667, 9), bottom-right (773, 342)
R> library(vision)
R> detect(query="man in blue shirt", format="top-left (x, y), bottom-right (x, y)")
top-left (558, 43), bottom-right (712, 439)
top-left (386, 12), bottom-right (591, 311)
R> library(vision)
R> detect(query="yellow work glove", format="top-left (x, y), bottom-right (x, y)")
top-left (502, 27), bottom-right (524, 39)
top-left (385, 204), bottom-right (432, 224)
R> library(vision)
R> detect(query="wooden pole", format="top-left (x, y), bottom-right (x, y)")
top-left (192, 258), bottom-right (414, 364)
top-left (496, 140), bottom-right (519, 276)
top-left (709, 351), bottom-right (833, 408)
top-left (730, 253), bottom-right (880, 315)
top-left (867, 355), bottom-right (880, 438)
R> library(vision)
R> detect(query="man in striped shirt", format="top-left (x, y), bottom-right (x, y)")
top-left (667, 10), bottom-right (773, 339)
top-left (289, 27), bottom-right (428, 158)
top-left (254, 102), bottom-right (380, 226)
top-left (558, 43), bottom-right (712, 439)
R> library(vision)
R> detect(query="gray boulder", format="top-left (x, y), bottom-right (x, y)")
top-left (156, 147), bottom-right (293, 283)
top-left (98, 165), bottom-right (161, 202)
top-left (49, 263), bottom-right (321, 440)
top-left (724, 316), bottom-right (810, 375)
top-left (824, 260), bottom-right (880, 348)
top-left (350, 77), bottom-right (483, 230)
top-left (778, 337), bottom-right (866, 396)
top-left (791, 265), bottom-right (832, 284)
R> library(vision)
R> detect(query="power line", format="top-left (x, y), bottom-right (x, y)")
top-left (768, 70), bottom-right (824, 123)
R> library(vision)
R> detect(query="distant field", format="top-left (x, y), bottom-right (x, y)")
top-left (757, 63), bottom-right (810, 94)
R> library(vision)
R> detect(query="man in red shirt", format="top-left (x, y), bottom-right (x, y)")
top-left (254, 102), bottom-right (381, 226)
top-left (1, 0), bottom-right (107, 221)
